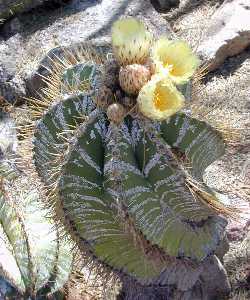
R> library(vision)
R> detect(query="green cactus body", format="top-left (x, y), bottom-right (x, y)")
top-left (0, 163), bottom-right (73, 299)
top-left (31, 52), bottom-right (230, 290)
top-left (160, 113), bottom-right (224, 180)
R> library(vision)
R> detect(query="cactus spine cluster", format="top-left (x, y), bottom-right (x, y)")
top-left (24, 17), bottom-right (239, 297)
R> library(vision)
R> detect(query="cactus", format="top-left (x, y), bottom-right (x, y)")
top-left (0, 161), bottom-right (73, 299)
top-left (24, 17), bottom-right (240, 298)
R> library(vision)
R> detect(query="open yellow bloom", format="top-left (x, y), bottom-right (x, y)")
top-left (111, 18), bottom-right (152, 66)
top-left (137, 74), bottom-right (185, 121)
top-left (151, 37), bottom-right (200, 84)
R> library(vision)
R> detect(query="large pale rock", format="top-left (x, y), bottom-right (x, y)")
top-left (197, 0), bottom-right (250, 71)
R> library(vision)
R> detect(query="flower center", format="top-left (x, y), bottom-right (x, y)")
top-left (153, 83), bottom-right (179, 112)
top-left (153, 85), bottom-right (170, 111)
top-left (163, 62), bottom-right (173, 72)
top-left (163, 61), bottom-right (182, 77)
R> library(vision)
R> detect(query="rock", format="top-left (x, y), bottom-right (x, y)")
top-left (150, 0), bottom-right (180, 12)
top-left (215, 237), bottom-right (230, 261)
top-left (0, 34), bottom-right (26, 104)
top-left (0, 65), bottom-right (26, 104)
top-left (218, 192), bottom-right (250, 242)
top-left (0, 0), bottom-right (44, 20)
top-left (197, 0), bottom-right (250, 71)
top-left (0, 112), bottom-right (17, 158)
top-left (0, 277), bottom-right (15, 299)
top-left (227, 217), bottom-right (250, 242)
top-left (0, 34), bottom-right (23, 79)
top-left (119, 255), bottom-right (230, 300)
top-left (0, 78), bottom-right (25, 104)
top-left (1, 17), bottom-right (22, 37)
top-left (171, 256), bottom-right (230, 300)
top-left (0, 0), bottom-right (69, 21)
top-left (198, 256), bottom-right (231, 300)
top-left (161, 0), bottom-right (202, 21)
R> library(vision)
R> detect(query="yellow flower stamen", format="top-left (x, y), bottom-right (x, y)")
top-left (154, 85), bottom-right (176, 111)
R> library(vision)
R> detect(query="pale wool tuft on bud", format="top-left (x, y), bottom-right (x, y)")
top-left (119, 64), bottom-right (151, 95)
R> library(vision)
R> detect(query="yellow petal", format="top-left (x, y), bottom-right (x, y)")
top-left (137, 74), bottom-right (185, 121)
top-left (111, 18), bottom-right (152, 66)
top-left (151, 37), bottom-right (200, 84)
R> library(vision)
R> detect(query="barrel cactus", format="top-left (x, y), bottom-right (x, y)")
top-left (0, 161), bottom-right (73, 299)
top-left (26, 17), bottom-right (239, 299)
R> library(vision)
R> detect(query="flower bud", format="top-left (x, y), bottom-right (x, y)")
top-left (119, 64), bottom-right (151, 95)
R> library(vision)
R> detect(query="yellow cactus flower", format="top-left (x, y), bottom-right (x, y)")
top-left (151, 37), bottom-right (200, 84)
top-left (111, 17), bottom-right (152, 66)
top-left (137, 74), bottom-right (185, 121)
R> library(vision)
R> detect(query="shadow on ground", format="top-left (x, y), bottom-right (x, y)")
top-left (0, 0), bottom-right (101, 39)
top-left (0, 0), bottom-right (154, 41)
top-left (203, 46), bottom-right (250, 83)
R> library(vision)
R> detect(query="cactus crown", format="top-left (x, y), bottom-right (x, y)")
top-left (21, 17), bottom-right (241, 287)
